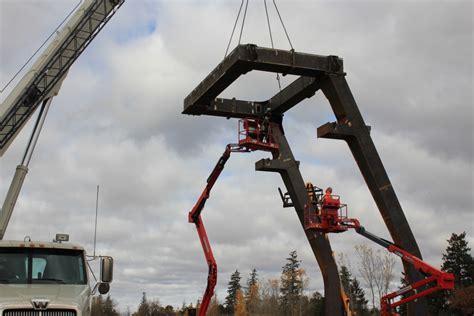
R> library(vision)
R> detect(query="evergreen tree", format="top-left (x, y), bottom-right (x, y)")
top-left (429, 232), bottom-right (474, 315)
top-left (280, 250), bottom-right (303, 316)
top-left (433, 232), bottom-right (474, 315)
top-left (307, 291), bottom-right (324, 316)
top-left (442, 232), bottom-right (474, 288)
top-left (246, 268), bottom-right (258, 295)
top-left (103, 295), bottom-right (119, 316)
top-left (245, 268), bottom-right (260, 314)
top-left (338, 263), bottom-right (369, 316)
top-left (136, 292), bottom-right (150, 316)
top-left (339, 265), bottom-right (354, 311)
top-left (350, 277), bottom-right (369, 316)
top-left (339, 265), bottom-right (352, 295)
top-left (225, 269), bottom-right (242, 313)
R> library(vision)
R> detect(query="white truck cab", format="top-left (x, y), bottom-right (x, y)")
top-left (0, 234), bottom-right (113, 316)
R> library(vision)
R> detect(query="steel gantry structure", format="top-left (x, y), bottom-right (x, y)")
top-left (183, 44), bottom-right (427, 315)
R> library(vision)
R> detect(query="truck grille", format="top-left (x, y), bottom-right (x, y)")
top-left (4, 310), bottom-right (76, 316)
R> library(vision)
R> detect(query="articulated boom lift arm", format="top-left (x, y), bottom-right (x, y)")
top-left (355, 226), bottom-right (455, 316)
top-left (297, 188), bottom-right (454, 316)
top-left (188, 118), bottom-right (279, 315)
top-left (188, 144), bottom-right (245, 316)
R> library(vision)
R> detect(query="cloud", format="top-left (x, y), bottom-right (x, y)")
top-left (1, 0), bottom-right (472, 311)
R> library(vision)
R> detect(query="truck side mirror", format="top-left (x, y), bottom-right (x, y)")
top-left (100, 256), bottom-right (113, 283)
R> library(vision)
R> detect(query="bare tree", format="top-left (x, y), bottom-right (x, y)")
top-left (377, 251), bottom-right (396, 300)
top-left (260, 278), bottom-right (280, 315)
top-left (355, 245), bottom-right (377, 311)
top-left (207, 295), bottom-right (221, 316)
top-left (355, 244), bottom-right (396, 312)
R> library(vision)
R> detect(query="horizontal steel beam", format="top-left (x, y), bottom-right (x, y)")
top-left (183, 44), bottom-right (342, 116)
top-left (269, 76), bottom-right (322, 114)
top-left (317, 121), bottom-right (371, 140)
top-left (191, 98), bottom-right (268, 119)
top-left (184, 76), bottom-right (323, 119)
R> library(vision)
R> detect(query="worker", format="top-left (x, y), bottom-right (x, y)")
top-left (260, 114), bottom-right (270, 142)
top-left (306, 182), bottom-right (317, 205)
top-left (323, 187), bottom-right (333, 203)
top-left (322, 187), bottom-right (338, 227)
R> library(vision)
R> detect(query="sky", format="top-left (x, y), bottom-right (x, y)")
top-left (0, 0), bottom-right (473, 312)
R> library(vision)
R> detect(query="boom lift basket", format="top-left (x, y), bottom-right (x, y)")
top-left (299, 186), bottom-right (455, 315)
top-left (304, 195), bottom-right (350, 233)
top-left (238, 118), bottom-right (279, 153)
top-left (280, 184), bottom-right (352, 233)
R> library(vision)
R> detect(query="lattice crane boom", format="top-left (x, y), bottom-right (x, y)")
top-left (0, 0), bottom-right (124, 240)
top-left (0, 0), bottom-right (124, 156)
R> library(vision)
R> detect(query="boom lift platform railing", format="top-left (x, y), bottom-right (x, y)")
top-left (279, 185), bottom-right (455, 316)
top-left (188, 118), bottom-right (279, 316)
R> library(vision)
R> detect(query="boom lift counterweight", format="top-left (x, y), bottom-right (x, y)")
top-left (279, 185), bottom-right (455, 316)
top-left (188, 118), bottom-right (278, 316)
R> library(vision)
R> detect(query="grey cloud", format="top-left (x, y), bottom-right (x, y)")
top-left (1, 0), bottom-right (472, 311)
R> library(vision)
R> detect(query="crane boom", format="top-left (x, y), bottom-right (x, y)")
top-left (0, 0), bottom-right (124, 240)
top-left (0, 0), bottom-right (124, 156)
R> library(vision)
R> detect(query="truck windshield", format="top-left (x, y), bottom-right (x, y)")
top-left (0, 247), bottom-right (86, 284)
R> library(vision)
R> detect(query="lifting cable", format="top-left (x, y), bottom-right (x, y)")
top-left (272, 0), bottom-right (294, 51)
top-left (225, 0), bottom-right (295, 93)
top-left (0, 0), bottom-right (82, 93)
top-left (225, 0), bottom-right (249, 58)
top-left (264, 0), bottom-right (282, 92)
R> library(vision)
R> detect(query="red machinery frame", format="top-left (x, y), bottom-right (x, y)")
top-left (238, 118), bottom-right (279, 153)
top-left (188, 118), bottom-right (279, 316)
top-left (298, 186), bottom-right (454, 316)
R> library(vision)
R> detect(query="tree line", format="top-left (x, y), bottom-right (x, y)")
top-left (92, 231), bottom-right (473, 315)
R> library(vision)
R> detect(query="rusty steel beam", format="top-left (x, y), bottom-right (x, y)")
top-left (192, 98), bottom-right (268, 119)
top-left (256, 123), bottom-right (344, 315)
top-left (183, 44), bottom-right (342, 115)
top-left (188, 74), bottom-right (322, 119)
top-left (183, 43), bottom-right (427, 315)
top-left (318, 74), bottom-right (426, 314)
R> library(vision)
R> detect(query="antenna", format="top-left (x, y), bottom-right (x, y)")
top-left (93, 184), bottom-right (99, 258)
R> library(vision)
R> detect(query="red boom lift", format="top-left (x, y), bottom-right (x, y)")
top-left (188, 118), bottom-right (278, 316)
top-left (297, 185), bottom-right (455, 315)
